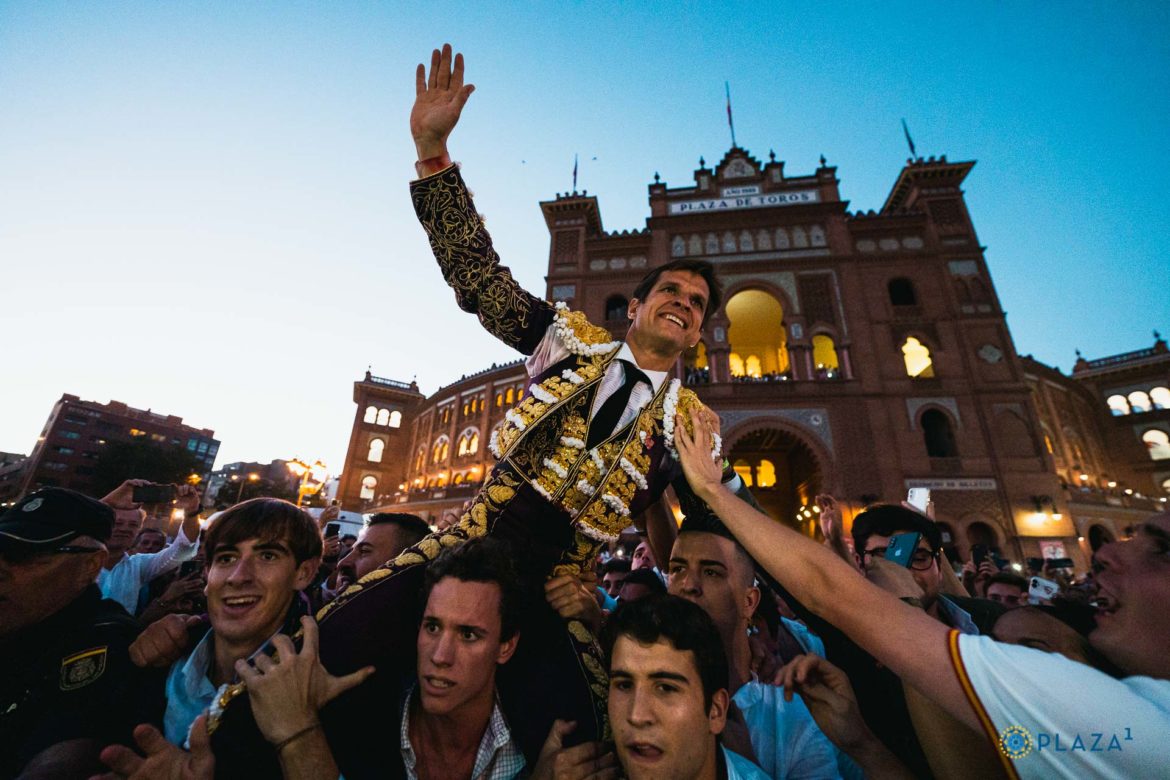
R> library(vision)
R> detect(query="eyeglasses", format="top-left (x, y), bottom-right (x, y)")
top-left (863, 546), bottom-right (939, 571)
top-left (0, 544), bottom-right (105, 565)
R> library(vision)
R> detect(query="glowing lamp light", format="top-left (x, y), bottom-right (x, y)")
top-left (1079, 474), bottom-right (1089, 481)
top-left (1124, 488), bottom-right (1134, 496)
top-left (1077, 536), bottom-right (1085, 542)
top-left (1052, 512), bottom-right (1063, 520)
top-left (1010, 562), bottom-right (1023, 572)
top-left (1107, 481), bottom-right (1118, 488)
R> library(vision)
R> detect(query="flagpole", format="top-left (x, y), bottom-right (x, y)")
top-left (572, 153), bottom-right (578, 193)
top-left (725, 82), bottom-right (737, 148)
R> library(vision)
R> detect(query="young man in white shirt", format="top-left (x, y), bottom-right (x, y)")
top-left (96, 480), bottom-right (201, 613)
top-left (674, 412), bottom-right (1170, 780)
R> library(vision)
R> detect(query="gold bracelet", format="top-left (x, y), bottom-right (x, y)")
top-left (274, 722), bottom-right (322, 753)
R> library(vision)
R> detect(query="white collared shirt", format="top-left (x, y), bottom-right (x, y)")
top-left (399, 684), bottom-right (525, 780)
top-left (97, 528), bottom-right (197, 613)
top-left (526, 333), bottom-right (668, 433)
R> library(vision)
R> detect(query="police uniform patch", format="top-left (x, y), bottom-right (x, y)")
top-left (59, 646), bottom-right (107, 690)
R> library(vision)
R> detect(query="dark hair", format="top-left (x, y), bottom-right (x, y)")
top-left (630, 259), bottom-right (723, 327)
top-left (602, 594), bottom-right (728, 707)
top-left (422, 537), bottom-right (522, 640)
top-left (368, 512), bottom-right (431, 548)
top-left (203, 498), bottom-right (322, 565)
top-left (987, 572), bottom-right (1027, 592)
top-left (133, 528), bottom-right (166, 543)
top-left (851, 503), bottom-right (943, 554)
top-left (602, 558), bottom-right (632, 576)
top-left (618, 568), bottom-right (667, 597)
top-left (677, 515), bottom-right (757, 588)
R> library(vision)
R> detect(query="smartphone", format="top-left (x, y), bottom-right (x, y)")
top-left (325, 522), bottom-right (340, 539)
top-left (906, 488), bottom-right (931, 514)
top-left (991, 553), bottom-right (1010, 571)
top-left (1045, 557), bottom-right (1075, 570)
top-left (1029, 576), bottom-right (1060, 602)
top-left (970, 543), bottom-right (989, 567)
top-left (179, 560), bottom-right (201, 578)
top-left (885, 532), bottom-right (922, 568)
top-left (1026, 557), bottom-right (1044, 572)
top-left (132, 484), bottom-right (177, 504)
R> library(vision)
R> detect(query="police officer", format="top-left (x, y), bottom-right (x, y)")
top-left (0, 488), bottom-right (154, 779)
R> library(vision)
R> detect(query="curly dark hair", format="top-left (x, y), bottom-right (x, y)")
top-left (421, 537), bottom-right (523, 640)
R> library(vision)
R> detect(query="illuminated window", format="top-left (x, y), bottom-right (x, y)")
top-left (453, 472), bottom-right (464, 485)
top-left (495, 392), bottom-right (503, 407)
top-left (888, 278), bottom-right (917, 307)
top-left (364, 406), bottom-right (377, 423)
top-left (922, 409), bottom-right (958, 457)
top-left (1128, 391), bottom-right (1152, 413)
top-left (902, 337), bottom-right (934, 378)
top-left (1107, 395), bottom-right (1130, 416)
top-left (468, 432), bottom-right (479, 454)
top-left (457, 436), bottom-right (468, 456)
top-left (376, 408), bottom-right (390, 426)
top-left (389, 410), bottom-right (402, 428)
top-left (1143, 429), bottom-right (1170, 461)
top-left (729, 353), bottom-right (745, 377)
top-left (505, 388), bottom-right (514, 405)
top-left (812, 334), bottom-right (839, 373)
top-left (129, 428), bottom-right (146, 437)
top-left (1151, 387), bottom-right (1170, 410)
top-left (367, 439), bottom-right (385, 462)
top-left (726, 289), bottom-right (788, 377)
top-left (463, 402), bottom-right (469, 417)
top-left (733, 459), bottom-right (754, 487)
top-left (360, 476), bottom-right (377, 501)
top-left (756, 459), bottom-right (776, 488)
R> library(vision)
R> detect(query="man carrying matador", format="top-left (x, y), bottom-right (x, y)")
top-left (208, 44), bottom-right (730, 778)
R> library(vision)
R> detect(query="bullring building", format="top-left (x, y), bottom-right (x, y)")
top-left (336, 147), bottom-right (1166, 571)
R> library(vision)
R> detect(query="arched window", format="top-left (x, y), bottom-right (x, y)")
top-left (432, 436), bottom-right (450, 463)
top-left (733, 459), bottom-right (754, 488)
top-left (756, 230), bottom-right (772, 251)
top-left (812, 334), bottom-right (839, 375)
top-left (756, 459), bottom-right (776, 488)
top-left (1129, 391), bottom-right (1152, 413)
top-left (363, 406), bottom-right (377, 424)
top-left (414, 446), bottom-right (426, 471)
top-left (722, 232), bottom-right (737, 252)
top-left (462, 402), bottom-right (469, 417)
top-left (605, 295), bottom-right (628, 321)
top-left (902, 337), bottom-right (935, 378)
top-left (1107, 395), bottom-right (1130, 416)
top-left (505, 388), bottom-right (515, 405)
top-left (888, 278), bottom-right (917, 307)
top-left (705, 234), bottom-right (720, 254)
top-left (376, 408), bottom-right (390, 426)
top-left (809, 225), bottom-right (827, 247)
top-left (922, 409), bottom-right (958, 457)
top-left (453, 472), bottom-right (464, 485)
top-left (1143, 429), bottom-right (1170, 461)
top-left (774, 228), bottom-right (790, 249)
top-left (457, 435), bottom-right (469, 456)
top-left (359, 476), bottom-right (377, 501)
top-left (389, 410), bottom-right (402, 428)
top-left (1151, 387), bottom-right (1170, 410)
top-left (726, 289), bottom-right (788, 378)
top-left (672, 236), bottom-right (686, 257)
top-left (791, 226), bottom-right (808, 248)
top-left (689, 234), bottom-right (703, 255)
top-left (367, 438), bottom-right (385, 463)
top-left (495, 392), bottom-right (503, 407)
top-left (468, 432), bottom-right (479, 454)
top-left (739, 230), bottom-right (753, 252)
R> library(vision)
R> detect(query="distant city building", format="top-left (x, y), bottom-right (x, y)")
top-left (13, 394), bottom-right (219, 498)
top-left (204, 459), bottom-right (302, 507)
top-left (337, 148), bottom-right (1166, 569)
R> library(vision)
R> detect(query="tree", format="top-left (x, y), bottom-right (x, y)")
top-left (90, 438), bottom-right (207, 497)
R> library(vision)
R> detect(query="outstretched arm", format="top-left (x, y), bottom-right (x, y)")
top-left (408, 44), bottom-right (555, 354)
top-left (673, 409), bottom-right (979, 733)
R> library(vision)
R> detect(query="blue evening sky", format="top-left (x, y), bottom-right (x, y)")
top-left (2, 1), bottom-right (1167, 470)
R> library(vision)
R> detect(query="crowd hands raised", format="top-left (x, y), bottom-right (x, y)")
top-left (5, 41), bottom-right (1169, 780)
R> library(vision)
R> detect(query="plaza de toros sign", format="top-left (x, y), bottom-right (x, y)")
top-left (669, 189), bottom-right (820, 214)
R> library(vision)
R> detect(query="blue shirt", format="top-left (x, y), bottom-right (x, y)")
top-left (163, 630), bottom-right (217, 746)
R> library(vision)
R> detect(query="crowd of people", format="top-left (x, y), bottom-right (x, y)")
top-left (2, 43), bottom-right (1166, 780)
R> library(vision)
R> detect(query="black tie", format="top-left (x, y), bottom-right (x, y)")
top-left (587, 360), bottom-right (649, 449)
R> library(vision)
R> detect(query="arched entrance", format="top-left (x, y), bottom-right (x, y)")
top-left (966, 520), bottom-right (1000, 554)
top-left (727, 427), bottom-right (822, 537)
top-left (726, 289), bottom-right (789, 379)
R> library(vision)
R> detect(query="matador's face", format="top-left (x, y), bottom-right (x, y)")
top-left (627, 270), bottom-right (709, 359)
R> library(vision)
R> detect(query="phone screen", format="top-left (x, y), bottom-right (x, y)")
top-left (132, 484), bottom-right (177, 504)
top-left (885, 532), bottom-right (922, 568)
top-left (325, 522), bottom-right (340, 539)
top-left (906, 488), bottom-right (931, 513)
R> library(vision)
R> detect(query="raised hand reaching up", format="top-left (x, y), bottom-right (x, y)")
top-left (411, 43), bottom-right (475, 166)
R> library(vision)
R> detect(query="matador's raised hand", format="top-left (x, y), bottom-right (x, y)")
top-left (411, 43), bottom-right (475, 163)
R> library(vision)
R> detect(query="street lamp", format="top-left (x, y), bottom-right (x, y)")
top-left (230, 472), bottom-right (260, 504)
top-left (287, 458), bottom-right (328, 507)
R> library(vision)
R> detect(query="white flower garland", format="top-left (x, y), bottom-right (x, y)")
top-left (542, 457), bottom-right (569, 479)
top-left (575, 522), bottom-right (620, 543)
top-left (575, 478), bottom-right (597, 497)
top-left (560, 435), bottom-right (586, 450)
top-left (662, 379), bottom-right (682, 459)
top-left (601, 492), bottom-right (630, 517)
top-left (589, 449), bottom-right (606, 472)
top-left (532, 481), bottom-right (554, 501)
top-left (619, 457), bottom-right (649, 490)
top-left (529, 384), bottom-right (558, 404)
top-left (505, 408), bottom-right (528, 431)
top-left (562, 368), bottom-right (585, 385)
top-left (489, 429), bottom-right (502, 459)
top-left (553, 302), bottom-right (622, 356)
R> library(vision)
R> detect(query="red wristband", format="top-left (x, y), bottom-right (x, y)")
top-left (415, 153), bottom-right (452, 179)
